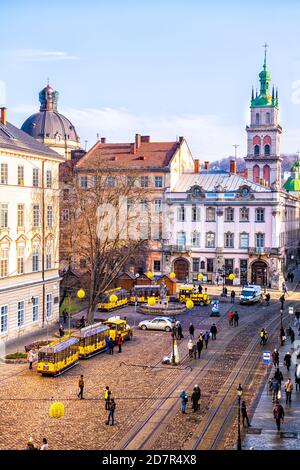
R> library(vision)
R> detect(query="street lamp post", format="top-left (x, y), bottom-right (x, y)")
top-left (171, 317), bottom-right (176, 365)
top-left (237, 383), bottom-right (243, 451)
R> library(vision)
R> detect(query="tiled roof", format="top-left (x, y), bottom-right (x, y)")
top-left (75, 140), bottom-right (180, 171)
top-left (0, 121), bottom-right (63, 159)
top-left (172, 170), bottom-right (271, 192)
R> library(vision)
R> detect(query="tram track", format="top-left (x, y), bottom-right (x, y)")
top-left (112, 307), bottom-right (280, 450)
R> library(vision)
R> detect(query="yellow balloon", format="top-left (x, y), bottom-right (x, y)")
top-left (147, 271), bottom-right (153, 279)
top-left (109, 294), bottom-right (118, 303)
top-left (77, 289), bottom-right (86, 299)
top-left (186, 300), bottom-right (194, 309)
top-left (229, 273), bottom-right (235, 281)
top-left (148, 297), bottom-right (156, 306)
top-left (49, 402), bottom-right (65, 419)
top-left (170, 272), bottom-right (176, 279)
top-left (197, 273), bottom-right (203, 280)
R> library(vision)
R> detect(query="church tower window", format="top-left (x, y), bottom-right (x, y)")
top-left (255, 113), bottom-right (260, 125)
top-left (264, 144), bottom-right (270, 156)
top-left (254, 145), bottom-right (260, 156)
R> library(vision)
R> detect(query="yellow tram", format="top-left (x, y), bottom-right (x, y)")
top-left (103, 317), bottom-right (133, 342)
top-left (73, 323), bottom-right (110, 359)
top-left (178, 286), bottom-right (211, 306)
top-left (98, 287), bottom-right (129, 311)
top-left (37, 336), bottom-right (79, 376)
top-left (130, 285), bottom-right (169, 304)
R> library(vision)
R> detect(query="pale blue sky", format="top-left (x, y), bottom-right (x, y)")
top-left (1, 0), bottom-right (300, 160)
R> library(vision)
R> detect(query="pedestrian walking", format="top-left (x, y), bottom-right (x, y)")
top-left (191, 387), bottom-right (200, 412)
top-left (210, 323), bottom-right (217, 340)
top-left (290, 272), bottom-right (294, 283)
top-left (290, 328), bottom-right (295, 343)
top-left (241, 401), bottom-right (251, 427)
top-left (188, 339), bottom-right (194, 359)
top-left (193, 342), bottom-right (197, 360)
top-left (203, 331), bottom-right (210, 349)
top-left (27, 350), bottom-right (34, 370)
top-left (230, 290), bottom-right (236, 304)
top-left (105, 335), bottom-right (110, 353)
top-left (280, 294), bottom-right (285, 310)
top-left (177, 322), bottom-right (184, 339)
top-left (116, 333), bottom-right (124, 353)
top-left (108, 337), bottom-right (114, 355)
top-left (282, 282), bottom-right (288, 295)
top-left (194, 384), bottom-right (201, 405)
top-left (62, 309), bottom-right (67, 324)
top-left (260, 328), bottom-right (267, 345)
top-left (270, 377), bottom-right (280, 402)
top-left (228, 310), bottom-right (233, 327)
top-left (189, 323), bottom-right (195, 339)
top-left (273, 401), bottom-right (285, 431)
top-left (280, 327), bottom-right (286, 347)
top-left (104, 386), bottom-right (111, 410)
top-left (295, 365), bottom-right (300, 391)
top-left (284, 378), bottom-right (293, 404)
top-left (198, 284), bottom-right (203, 294)
top-left (196, 335), bottom-right (203, 359)
top-left (284, 352), bottom-right (292, 372)
top-left (59, 324), bottom-right (65, 337)
top-left (180, 390), bottom-right (188, 414)
top-left (265, 293), bottom-right (270, 306)
top-left (233, 311), bottom-right (239, 327)
top-left (274, 368), bottom-right (284, 388)
top-left (295, 311), bottom-right (300, 327)
top-left (40, 438), bottom-right (49, 450)
top-left (78, 375), bottom-right (84, 399)
top-left (106, 398), bottom-right (116, 425)
top-left (272, 348), bottom-right (279, 368)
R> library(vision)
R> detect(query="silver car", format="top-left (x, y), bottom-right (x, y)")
top-left (138, 317), bottom-right (175, 332)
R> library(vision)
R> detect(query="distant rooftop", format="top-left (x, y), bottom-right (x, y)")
top-left (0, 121), bottom-right (63, 159)
top-left (172, 170), bottom-right (271, 193)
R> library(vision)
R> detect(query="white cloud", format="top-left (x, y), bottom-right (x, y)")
top-left (62, 107), bottom-right (244, 161)
top-left (12, 49), bottom-right (78, 61)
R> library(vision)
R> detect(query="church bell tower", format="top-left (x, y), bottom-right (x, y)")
top-left (245, 45), bottom-right (282, 187)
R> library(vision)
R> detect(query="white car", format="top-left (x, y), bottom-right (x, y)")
top-left (138, 317), bottom-right (175, 332)
top-left (240, 285), bottom-right (262, 304)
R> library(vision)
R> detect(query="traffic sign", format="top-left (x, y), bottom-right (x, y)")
top-left (263, 351), bottom-right (271, 365)
top-left (289, 307), bottom-right (294, 315)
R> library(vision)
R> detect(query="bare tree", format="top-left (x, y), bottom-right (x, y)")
top-left (60, 163), bottom-right (150, 324)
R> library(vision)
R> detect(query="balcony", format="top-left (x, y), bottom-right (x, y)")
top-left (248, 247), bottom-right (282, 256)
top-left (162, 244), bottom-right (192, 253)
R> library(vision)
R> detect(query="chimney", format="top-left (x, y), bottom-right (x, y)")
top-left (131, 143), bottom-right (136, 154)
top-left (100, 137), bottom-right (106, 144)
top-left (141, 135), bottom-right (150, 143)
top-left (204, 161), bottom-right (209, 170)
top-left (259, 178), bottom-right (263, 185)
top-left (244, 168), bottom-right (248, 179)
top-left (230, 160), bottom-right (237, 174)
top-left (0, 107), bottom-right (7, 126)
top-left (255, 177), bottom-right (260, 183)
top-left (135, 133), bottom-right (141, 149)
top-left (179, 136), bottom-right (184, 143)
top-left (194, 159), bottom-right (199, 173)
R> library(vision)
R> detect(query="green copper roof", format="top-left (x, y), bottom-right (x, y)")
top-left (283, 176), bottom-right (300, 191)
top-left (251, 53), bottom-right (278, 108)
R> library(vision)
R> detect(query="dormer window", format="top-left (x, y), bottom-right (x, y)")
top-left (255, 113), bottom-right (260, 125)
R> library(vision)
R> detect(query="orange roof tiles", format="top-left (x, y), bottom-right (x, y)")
top-left (75, 139), bottom-right (180, 171)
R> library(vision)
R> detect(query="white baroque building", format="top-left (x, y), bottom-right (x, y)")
top-left (0, 107), bottom-right (63, 343)
top-left (161, 55), bottom-right (300, 288)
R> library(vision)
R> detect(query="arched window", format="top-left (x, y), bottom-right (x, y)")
top-left (266, 112), bottom-right (270, 124)
top-left (254, 145), bottom-right (260, 156)
top-left (255, 113), bottom-right (260, 125)
top-left (224, 232), bottom-right (234, 248)
top-left (253, 165), bottom-right (260, 182)
top-left (263, 164), bottom-right (270, 185)
top-left (264, 144), bottom-right (270, 156)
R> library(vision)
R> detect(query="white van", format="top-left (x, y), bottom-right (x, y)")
top-left (240, 285), bottom-right (262, 304)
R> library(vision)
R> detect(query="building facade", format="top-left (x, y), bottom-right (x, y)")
top-left (0, 108), bottom-right (63, 343)
top-left (161, 56), bottom-right (300, 288)
top-left (59, 134), bottom-right (194, 275)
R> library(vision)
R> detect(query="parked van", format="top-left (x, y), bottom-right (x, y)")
top-left (240, 285), bottom-right (262, 304)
